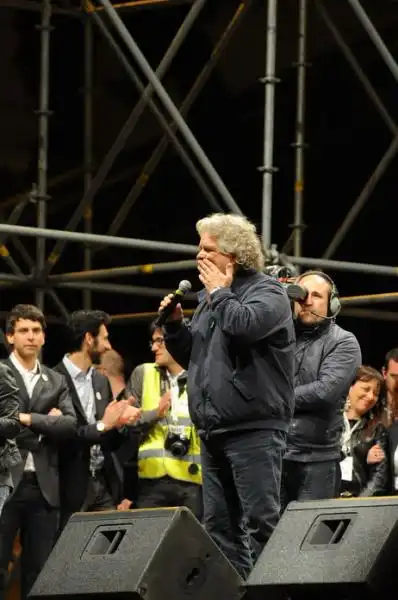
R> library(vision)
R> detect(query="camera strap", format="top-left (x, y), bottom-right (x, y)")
top-left (168, 373), bottom-right (189, 425)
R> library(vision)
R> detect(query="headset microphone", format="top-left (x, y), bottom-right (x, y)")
top-left (308, 308), bottom-right (341, 320)
top-left (155, 280), bottom-right (192, 327)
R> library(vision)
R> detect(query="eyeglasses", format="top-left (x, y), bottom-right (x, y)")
top-left (149, 336), bottom-right (165, 349)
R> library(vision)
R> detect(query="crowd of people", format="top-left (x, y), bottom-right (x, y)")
top-left (0, 212), bottom-right (397, 597)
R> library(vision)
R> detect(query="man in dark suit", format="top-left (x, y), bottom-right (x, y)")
top-left (0, 304), bottom-right (77, 600)
top-left (55, 310), bottom-right (140, 530)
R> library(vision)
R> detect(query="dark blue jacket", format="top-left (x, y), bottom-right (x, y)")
top-left (165, 270), bottom-right (296, 437)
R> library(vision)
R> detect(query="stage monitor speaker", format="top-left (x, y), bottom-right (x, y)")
top-left (29, 507), bottom-right (244, 600)
top-left (246, 497), bottom-right (398, 600)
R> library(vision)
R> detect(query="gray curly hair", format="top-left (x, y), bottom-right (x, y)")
top-left (196, 213), bottom-right (265, 271)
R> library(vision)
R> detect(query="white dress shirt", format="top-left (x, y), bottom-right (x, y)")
top-left (9, 352), bottom-right (41, 472)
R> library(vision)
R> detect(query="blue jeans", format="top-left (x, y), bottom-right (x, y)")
top-left (281, 459), bottom-right (339, 511)
top-left (0, 487), bottom-right (9, 516)
top-left (200, 428), bottom-right (286, 579)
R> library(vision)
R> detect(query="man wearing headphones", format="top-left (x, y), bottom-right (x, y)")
top-left (281, 271), bottom-right (361, 507)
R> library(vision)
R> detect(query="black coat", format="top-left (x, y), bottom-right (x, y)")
top-left (0, 362), bottom-right (21, 438)
top-left (55, 362), bottom-right (125, 516)
top-left (0, 362), bottom-right (22, 474)
top-left (387, 422), bottom-right (398, 494)
top-left (165, 270), bottom-right (296, 436)
top-left (341, 420), bottom-right (389, 497)
top-left (4, 358), bottom-right (77, 507)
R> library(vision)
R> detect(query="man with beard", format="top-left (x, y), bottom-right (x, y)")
top-left (55, 310), bottom-right (141, 530)
top-left (381, 348), bottom-right (398, 425)
top-left (281, 271), bottom-right (361, 507)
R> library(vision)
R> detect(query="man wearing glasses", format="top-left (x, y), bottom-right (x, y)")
top-left (125, 322), bottom-right (202, 519)
top-left (382, 348), bottom-right (398, 425)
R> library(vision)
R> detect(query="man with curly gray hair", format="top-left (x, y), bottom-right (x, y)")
top-left (159, 213), bottom-right (295, 578)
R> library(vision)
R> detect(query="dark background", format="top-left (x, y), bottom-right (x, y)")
top-left (0, 0), bottom-right (397, 373)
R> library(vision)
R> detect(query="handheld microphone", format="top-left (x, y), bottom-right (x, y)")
top-left (286, 283), bottom-right (309, 303)
top-left (155, 280), bottom-right (192, 327)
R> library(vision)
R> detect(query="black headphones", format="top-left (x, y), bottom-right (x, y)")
top-left (296, 270), bottom-right (341, 317)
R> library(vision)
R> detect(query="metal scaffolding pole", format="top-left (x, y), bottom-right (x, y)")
top-left (0, 200), bottom-right (28, 246)
top-left (50, 259), bottom-right (198, 282)
top-left (323, 133), bottom-right (398, 258)
top-left (56, 281), bottom-right (197, 300)
top-left (341, 292), bottom-right (398, 306)
top-left (0, 273), bottom-right (33, 284)
top-left (1, 203), bottom-right (69, 318)
top-left (106, 1), bottom-right (251, 236)
top-left (1, 165), bottom-right (86, 212)
top-left (319, 1), bottom-right (398, 259)
top-left (35, 0), bottom-right (52, 311)
top-left (315, 1), bottom-right (397, 136)
top-left (0, 224), bottom-right (198, 254)
top-left (292, 0), bottom-right (308, 258)
top-left (284, 253), bottom-right (398, 277)
top-left (83, 14), bottom-right (94, 309)
top-left (91, 0), bottom-right (195, 12)
top-left (110, 309), bottom-right (196, 323)
top-left (0, 205), bottom-right (30, 281)
top-left (98, 0), bottom-right (242, 214)
top-left (88, 0), bottom-right (208, 195)
top-left (339, 309), bottom-right (398, 323)
top-left (91, 9), bottom-right (222, 213)
top-left (1, 0), bottom-right (81, 17)
top-left (11, 237), bottom-right (33, 267)
top-left (0, 246), bottom-right (69, 318)
top-left (347, 0), bottom-right (398, 83)
top-left (39, 0), bottom-right (205, 279)
top-left (109, 307), bottom-right (398, 324)
top-left (259, 0), bottom-right (278, 250)
top-left (0, 245), bottom-right (27, 282)
top-left (35, 0), bottom-right (202, 278)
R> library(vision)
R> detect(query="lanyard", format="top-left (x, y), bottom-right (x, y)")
top-left (169, 376), bottom-right (180, 423)
top-left (341, 415), bottom-right (362, 456)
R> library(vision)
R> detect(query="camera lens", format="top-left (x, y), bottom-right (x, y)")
top-left (171, 441), bottom-right (186, 457)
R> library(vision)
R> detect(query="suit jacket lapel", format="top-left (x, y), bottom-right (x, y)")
top-left (5, 358), bottom-right (30, 410)
top-left (30, 369), bottom-right (49, 410)
top-left (57, 362), bottom-right (87, 422)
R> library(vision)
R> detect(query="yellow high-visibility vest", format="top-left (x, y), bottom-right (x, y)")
top-left (138, 363), bottom-right (202, 485)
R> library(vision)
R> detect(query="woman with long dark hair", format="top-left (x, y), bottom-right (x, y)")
top-left (340, 365), bottom-right (388, 497)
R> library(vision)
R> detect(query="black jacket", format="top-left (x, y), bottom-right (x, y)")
top-left (341, 420), bottom-right (389, 497)
top-left (286, 320), bottom-right (362, 462)
top-left (387, 422), bottom-right (398, 494)
top-left (0, 362), bottom-right (23, 474)
top-left (0, 362), bottom-right (21, 438)
top-left (55, 362), bottom-right (125, 517)
top-left (5, 358), bottom-right (77, 507)
top-left (165, 270), bottom-right (296, 436)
